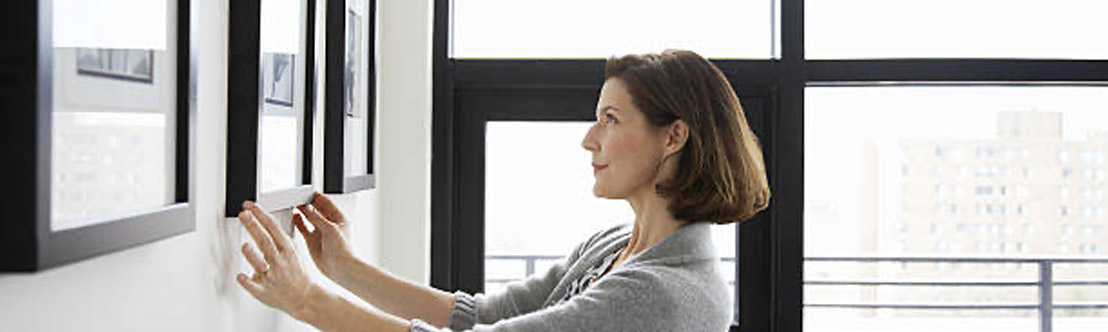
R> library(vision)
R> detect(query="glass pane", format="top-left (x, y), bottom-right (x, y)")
top-left (485, 122), bottom-right (737, 320)
top-left (805, 87), bottom-right (1108, 331)
top-left (258, 0), bottom-right (306, 192)
top-left (453, 0), bottom-right (774, 59)
top-left (344, 3), bottom-right (369, 175)
top-left (807, 0), bottom-right (1108, 59)
top-left (51, 0), bottom-right (176, 230)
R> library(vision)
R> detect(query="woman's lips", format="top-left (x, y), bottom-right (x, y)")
top-left (592, 163), bottom-right (608, 175)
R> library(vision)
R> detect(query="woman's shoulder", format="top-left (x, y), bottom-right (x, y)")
top-left (591, 262), bottom-right (732, 331)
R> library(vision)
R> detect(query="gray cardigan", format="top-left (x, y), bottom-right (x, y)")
top-left (410, 221), bottom-right (732, 332)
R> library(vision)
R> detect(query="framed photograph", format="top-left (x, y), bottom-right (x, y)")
top-left (76, 48), bottom-right (155, 83)
top-left (345, 10), bottom-right (361, 117)
top-left (263, 53), bottom-right (295, 107)
top-left (324, 0), bottom-right (376, 194)
top-left (225, 0), bottom-right (317, 216)
top-left (1, 0), bottom-right (196, 272)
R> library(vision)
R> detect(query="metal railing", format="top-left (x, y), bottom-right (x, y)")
top-left (485, 255), bottom-right (1108, 332)
top-left (805, 256), bottom-right (1108, 332)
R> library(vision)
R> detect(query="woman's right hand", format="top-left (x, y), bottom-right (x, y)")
top-left (294, 191), bottom-right (354, 280)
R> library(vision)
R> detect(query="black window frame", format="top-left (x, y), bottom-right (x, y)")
top-left (225, 0), bottom-right (318, 216)
top-left (2, 0), bottom-right (197, 271)
top-left (322, 0), bottom-right (377, 194)
top-left (430, 1), bottom-right (1108, 332)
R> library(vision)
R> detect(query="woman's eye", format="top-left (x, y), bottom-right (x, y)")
top-left (605, 114), bottom-right (618, 124)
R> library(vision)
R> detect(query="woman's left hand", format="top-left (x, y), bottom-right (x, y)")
top-left (236, 201), bottom-right (320, 319)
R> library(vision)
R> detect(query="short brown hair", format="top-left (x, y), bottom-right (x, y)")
top-left (604, 50), bottom-right (770, 225)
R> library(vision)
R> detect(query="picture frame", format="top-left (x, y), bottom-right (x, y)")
top-left (225, 0), bottom-right (317, 217)
top-left (1, 0), bottom-right (197, 272)
top-left (324, 0), bottom-right (376, 194)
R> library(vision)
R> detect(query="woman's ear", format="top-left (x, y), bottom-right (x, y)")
top-left (663, 119), bottom-right (689, 158)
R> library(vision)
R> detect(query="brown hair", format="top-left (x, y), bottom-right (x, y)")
top-left (604, 50), bottom-right (770, 225)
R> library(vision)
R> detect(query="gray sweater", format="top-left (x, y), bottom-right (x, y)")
top-left (410, 221), bottom-right (732, 332)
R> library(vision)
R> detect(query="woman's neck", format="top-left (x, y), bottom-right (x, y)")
top-left (622, 190), bottom-right (684, 260)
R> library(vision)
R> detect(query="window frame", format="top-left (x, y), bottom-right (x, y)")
top-left (431, 1), bottom-right (1108, 332)
top-left (322, 0), bottom-right (377, 194)
top-left (225, 0), bottom-right (318, 216)
top-left (2, 0), bottom-right (197, 271)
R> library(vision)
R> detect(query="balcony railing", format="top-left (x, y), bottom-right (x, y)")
top-left (486, 255), bottom-right (1108, 332)
top-left (806, 256), bottom-right (1108, 332)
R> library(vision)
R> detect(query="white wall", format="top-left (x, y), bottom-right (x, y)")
top-left (0, 0), bottom-right (433, 330)
top-left (375, 0), bottom-right (433, 285)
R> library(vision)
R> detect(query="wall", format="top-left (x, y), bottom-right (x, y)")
top-left (0, 0), bottom-right (433, 331)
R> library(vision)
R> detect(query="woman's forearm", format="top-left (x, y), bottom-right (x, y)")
top-left (295, 285), bottom-right (411, 332)
top-left (330, 256), bottom-right (456, 328)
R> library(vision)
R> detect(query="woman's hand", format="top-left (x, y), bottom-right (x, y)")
top-left (236, 201), bottom-right (320, 320)
top-left (294, 192), bottom-right (354, 280)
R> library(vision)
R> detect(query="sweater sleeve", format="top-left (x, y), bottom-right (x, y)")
top-left (414, 229), bottom-right (602, 332)
top-left (447, 237), bottom-right (588, 329)
top-left (409, 268), bottom-right (683, 332)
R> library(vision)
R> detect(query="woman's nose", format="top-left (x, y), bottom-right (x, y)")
top-left (581, 124), bottom-right (599, 152)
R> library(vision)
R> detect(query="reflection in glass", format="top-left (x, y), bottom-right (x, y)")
top-left (483, 122), bottom-right (736, 303)
top-left (804, 87), bottom-right (1108, 331)
top-left (50, 0), bottom-right (176, 231)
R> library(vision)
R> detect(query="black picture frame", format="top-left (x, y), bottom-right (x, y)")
top-left (323, 0), bottom-right (376, 194)
top-left (225, 0), bottom-right (317, 217)
top-left (1, 0), bottom-right (197, 272)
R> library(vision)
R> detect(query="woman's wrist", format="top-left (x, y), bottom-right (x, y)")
top-left (327, 251), bottom-right (361, 284)
top-left (290, 282), bottom-right (412, 332)
top-left (290, 283), bottom-right (327, 323)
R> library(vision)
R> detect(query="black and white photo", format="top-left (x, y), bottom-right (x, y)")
top-left (262, 52), bottom-right (295, 107)
top-left (345, 9), bottom-right (361, 117)
top-left (76, 48), bottom-right (155, 83)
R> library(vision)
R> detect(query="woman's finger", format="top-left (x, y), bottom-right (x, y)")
top-left (310, 192), bottom-right (345, 224)
top-left (236, 273), bottom-right (265, 299)
top-left (292, 214), bottom-right (311, 234)
top-left (239, 210), bottom-right (279, 261)
top-left (241, 242), bottom-right (269, 274)
top-left (244, 201), bottom-right (294, 252)
top-left (295, 204), bottom-right (329, 230)
top-left (293, 214), bottom-right (316, 243)
top-left (298, 204), bottom-right (336, 234)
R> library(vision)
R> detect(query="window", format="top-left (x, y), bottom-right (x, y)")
top-left (452, 0), bottom-right (775, 59)
top-left (806, 0), bottom-right (1108, 59)
top-left (225, 0), bottom-right (317, 216)
top-left (1080, 149), bottom-right (1104, 164)
top-left (434, 1), bottom-right (1108, 331)
top-left (805, 86), bottom-right (1108, 331)
top-left (3, 0), bottom-right (195, 271)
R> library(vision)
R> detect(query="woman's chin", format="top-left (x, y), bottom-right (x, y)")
top-left (591, 186), bottom-right (622, 199)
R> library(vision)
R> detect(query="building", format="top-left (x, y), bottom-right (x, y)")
top-left (889, 111), bottom-right (1107, 315)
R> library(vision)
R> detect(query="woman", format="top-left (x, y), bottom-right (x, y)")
top-left (235, 49), bottom-right (770, 332)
